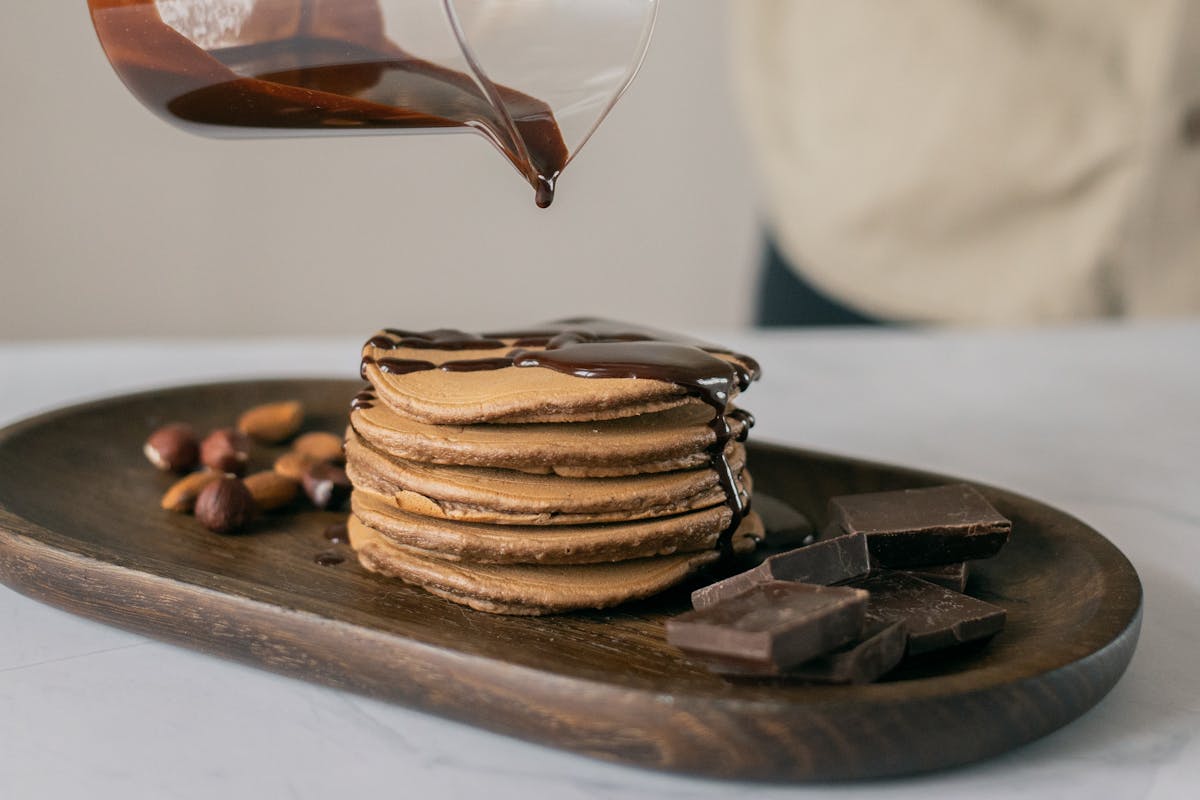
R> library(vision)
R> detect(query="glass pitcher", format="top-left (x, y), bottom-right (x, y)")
top-left (87, 0), bottom-right (659, 206)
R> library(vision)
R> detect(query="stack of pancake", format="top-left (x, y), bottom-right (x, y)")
top-left (346, 321), bottom-right (762, 615)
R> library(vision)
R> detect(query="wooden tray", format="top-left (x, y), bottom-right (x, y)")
top-left (0, 379), bottom-right (1142, 781)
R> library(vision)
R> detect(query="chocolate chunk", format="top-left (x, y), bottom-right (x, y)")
top-left (759, 532), bottom-right (871, 584)
top-left (853, 571), bottom-right (1006, 656)
top-left (827, 483), bottom-right (1011, 567)
top-left (753, 493), bottom-right (815, 549)
top-left (901, 562), bottom-right (970, 592)
top-left (691, 533), bottom-right (870, 609)
top-left (667, 582), bottom-right (868, 669)
top-left (699, 620), bottom-right (908, 684)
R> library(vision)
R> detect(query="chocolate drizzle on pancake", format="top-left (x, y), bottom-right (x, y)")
top-left (382, 329), bottom-right (508, 350)
top-left (506, 339), bottom-right (752, 555)
top-left (374, 357), bottom-right (438, 375)
top-left (440, 357), bottom-right (517, 373)
top-left (357, 321), bottom-right (760, 554)
top-left (729, 409), bottom-right (755, 441)
top-left (351, 389), bottom-right (377, 411)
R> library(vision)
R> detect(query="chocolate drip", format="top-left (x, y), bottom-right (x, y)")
top-left (381, 329), bottom-right (508, 350)
top-left (372, 321), bottom-right (760, 374)
top-left (508, 341), bottom-right (737, 403)
top-left (732, 363), bottom-right (758, 392)
top-left (730, 409), bottom-right (756, 426)
top-left (730, 409), bottom-right (755, 442)
top-left (314, 551), bottom-right (346, 567)
top-left (706, 415), bottom-right (747, 556)
top-left (485, 322), bottom-right (663, 348)
top-left (351, 390), bottom-right (376, 411)
top-left (535, 174), bottom-right (557, 210)
top-left (507, 341), bottom-right (750, 550)
top-left (440, 357), bottom-right (517, 372)
top-left (376, 357), bottom-right (438, 375)
top-left (323, 523), bottom-right (350, 544)
top-left (366, 335), bottom-right (398, 350)
top-left (357, 321), bottom-right (760, 554)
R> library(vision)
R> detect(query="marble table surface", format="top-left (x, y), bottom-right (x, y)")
top-left (1, 321), bottom-right (1197, 799)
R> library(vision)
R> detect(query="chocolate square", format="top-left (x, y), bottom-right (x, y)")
top-left (667, 582), bottom-right (868, 669)
top-left (699, 620), bottom-right (908, 684)
top-left (828, 483), bottom-right (1011, 567)
top-left (852, 571), bottom-right (1006, 656)
top-left (691, 532), bottom-right (870, 609)
top-left (900, 562), bottom-right (970, 592)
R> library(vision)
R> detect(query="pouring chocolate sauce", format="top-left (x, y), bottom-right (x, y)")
top-left (87, 0), bottom-right (658, 207)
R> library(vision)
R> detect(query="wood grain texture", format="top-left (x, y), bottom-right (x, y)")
top-left (0, 379), bottom-right (1143, 781)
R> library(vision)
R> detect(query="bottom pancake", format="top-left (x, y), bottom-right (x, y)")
top-left (349, 512), bottom-right (764, 615)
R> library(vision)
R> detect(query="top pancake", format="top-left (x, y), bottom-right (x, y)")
top-left (360, 322), bottom-right (759, 425)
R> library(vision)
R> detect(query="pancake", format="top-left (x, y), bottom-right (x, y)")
top-left (361, 324), bottom-right (759, 425)
top-left (348, 468), bottom-right (739, 527)
top-left (350, 401), bottom-right (749, 475)
top-left (364, 356), bottom-right (702, 426)
top-left (349, 488), bottom-right (758, 564)
top-left (345, 429), bottom-right (748, 524)
top-left (349, 512), bottom-right (764, 615)
top-left (347, 319), bottom-right (762, 615)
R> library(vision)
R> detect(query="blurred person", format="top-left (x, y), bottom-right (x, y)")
top-left (732, 0), bottom-right (1200, 326)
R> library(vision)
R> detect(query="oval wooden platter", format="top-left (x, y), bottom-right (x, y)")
top-left (0, 379), bottom-right (1142, 781)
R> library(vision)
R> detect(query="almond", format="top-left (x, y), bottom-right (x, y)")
top-left (244, 470), bottom-right (299, 512)
top-left (161, 470), bottom-right (221, 512)
top-left (274, 450), bottom-right (316, 482)
top-left (237, 400), bottom-right (304, 444)
top-left (293, 431), bottom-right (345, 464)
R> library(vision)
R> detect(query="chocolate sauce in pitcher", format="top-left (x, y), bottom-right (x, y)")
top-left (87, 0), bottom-right (569, 207)
top-left (359, 322), bottom-right (761, 553)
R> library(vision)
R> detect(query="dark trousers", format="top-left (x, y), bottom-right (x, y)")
top-left (756, 237), bottom-right (886, 327)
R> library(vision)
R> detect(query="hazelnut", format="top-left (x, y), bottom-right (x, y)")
top-left (302, 462), bottom-right (352, 510)
top-left (237, 400), bottom-right (304, 444)
top-left (160, 470), bottom-right (221, 512)
top-left (293, 431), bottom-right (345, 464)
top-left (200, 428), bottom-right (251, 475)
top-left (194, 476), bottom-right (256, 534)
top-left (144, 423), bottom-right (199, 473)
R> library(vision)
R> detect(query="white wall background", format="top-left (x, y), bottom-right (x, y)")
top-left (0, 1), bottom-right (760, 341)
